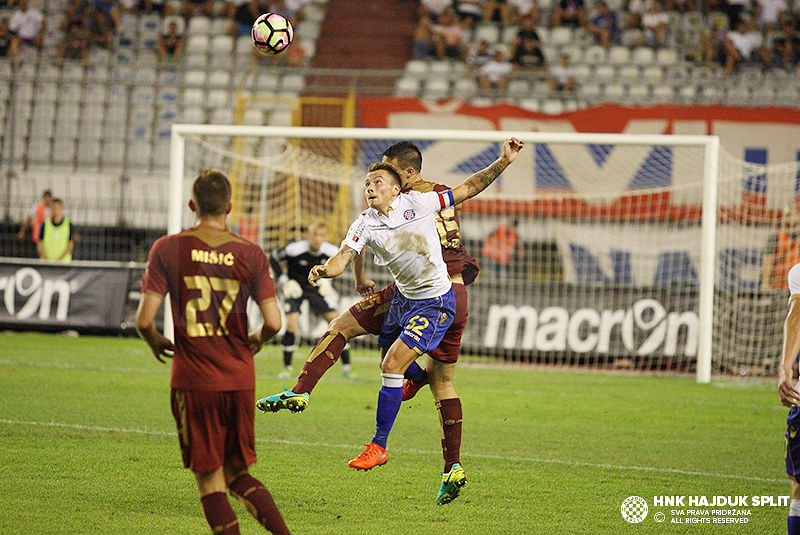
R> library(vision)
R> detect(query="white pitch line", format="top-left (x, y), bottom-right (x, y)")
top-left (0, 418), bottom-right (785, 485)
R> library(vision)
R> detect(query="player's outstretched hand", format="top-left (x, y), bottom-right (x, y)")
top-left (149, 335), bottom-right (175, 364)
top-left (502, 137), bottom-right (524, 165)
top-left (779, 375), bottom-right (800, 407)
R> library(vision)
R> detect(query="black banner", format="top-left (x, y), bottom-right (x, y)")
top-left (0, 258), bottom-right (134, 330)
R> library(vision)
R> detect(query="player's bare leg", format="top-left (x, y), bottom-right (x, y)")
top-left (428, 356), bottom-right (467, 505)
top-left (257, 311), bottom-right (367, 413)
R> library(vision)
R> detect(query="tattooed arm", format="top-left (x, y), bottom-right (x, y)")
top-left (450, 137), bottom-right (524, 205)
top-left (308, 245), bottom-right (360, 286)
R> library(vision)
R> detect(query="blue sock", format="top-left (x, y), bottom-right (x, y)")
top-left (790, 515), bottom-right (800, 535)
top-left (404, 361), bottom-right (427, 384)
top-left (371, 374), bottom-right (403, 449)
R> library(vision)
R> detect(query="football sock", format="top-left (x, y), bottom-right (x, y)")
top-left (790, 515), bottom-right (800, 535)
top-left (281, 332), bottom-right (296, 368)
top-left (371, 373), bottom-right (404, 449)
top-left (404, 360), bottom-right (427, 384)
top-left (200, 492), bottom-right (240, 535)
top-left (436, 398), bottom-right (463, 472)
top-left (229, 473), bottom-right (291, 535)
top-left (293, 330), bottom-right (346, 394)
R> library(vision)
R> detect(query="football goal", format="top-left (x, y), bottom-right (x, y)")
top-left (169, 124), bottom-right (794, 383)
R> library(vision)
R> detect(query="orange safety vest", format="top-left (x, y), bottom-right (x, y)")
top-left (31, 202), bottom-right (50, 244)
top-left (771, 228), bottom-right (800, 289)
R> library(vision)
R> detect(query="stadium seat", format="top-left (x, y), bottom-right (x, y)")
top-left (208, 70), bottom-right (232, 89)
top-left (187, 16), bottom-right (211, 35)
top-left (77, 138), bottom-right (102, 167)
top-left (642, 65), bottom-right (664, 81)
top-left (209, 107), bottom-right (235, 125)
top-left (184, 70), bottom-right (207, 87)
top-left (724, 85), bottom-right (751, 105)
top-left (85, 64), bottom-right (110, 82)
top-left (517, 97), bottom-right (541, 111)
top-left (211, 17), bottom-right (231, 35)
top-left (429, 60), bottom-right (454, 77)
top-left (607, 46), bottom-right (631, 65)
top-left (452, 77), bottom-right (478, 100)
top-left (52, 137), bottom-right (76, 165)
top-left (37, 62), bottom-right (61, 82)
top-left (578, 82), bottom-right (602, 99)
top-left (79, 105), bottom-right (104, 139)
top-left (618, 65), bottom-right (639, 80)
top-left (507, 79), bottom-right (530, 99)
top-left (632, 47), bottom-right (655, 65)
top-left (182, 88), bottom-right (206, 107)
top-left (243, 108), bottom-right (265, 126)
top-left (404, 59), bottom-right (429, 77)
top-left (280, 74), bottom-right (306, 93)
top-left (584, 45), bottom-right (607, 64)
top-left (656, 48), bottom-right (677, 66)
top-left (561, 45), bottom-right (582, 63)
top-left (604, 83), bottom-right (626, 99)
top-left (594, 64), bottom-right (616, 80)
top-left (628, 83), bottom-right (651, 102)
top-left (474, 23), bottom-right (501, 44)
top-left (207, 89), bottom-right (231, 107)
top-left (541, 99), bottom-right (564, 115)
top-left (31, 104), bottom-right (56, 137)
top-left (269, 108), bottom-right (294, 126)
top-left (395, 76), bottom-right (421, 97)
top-left (678, 84), bottom-right (698, 101)
top-left (549, 26), bottom-right (573, 46)
top-left (422, 78), bottom-right (451, 100)
top-left (62, 63), bottom-right (84, 82)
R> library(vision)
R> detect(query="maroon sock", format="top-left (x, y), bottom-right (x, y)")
top-left (229, 473), bottom-right (291, 535)
top-left (200, 492), bottom-right (240, 535)
top-left (436, 398), bottom-right (463, 472)
top-left (293, 330), bottom-right (346, 394)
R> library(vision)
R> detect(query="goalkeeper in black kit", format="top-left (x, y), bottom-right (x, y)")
top-left (270, 221), bottom-right (355, 379)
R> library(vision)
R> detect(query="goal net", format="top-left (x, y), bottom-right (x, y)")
top-left (170, 125), bottom-right (797, 381)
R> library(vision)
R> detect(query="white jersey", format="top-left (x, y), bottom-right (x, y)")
top-left (345, 189), bottom-right (455, 300)
top-left (788, 263), bottom-right (800, 301)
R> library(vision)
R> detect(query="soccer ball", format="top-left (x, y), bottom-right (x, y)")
top-left (252, 13), bottom-right (293, 55)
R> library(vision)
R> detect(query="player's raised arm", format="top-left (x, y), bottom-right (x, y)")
top-left (308, 244), bottom-right (359, 286)
top-left (450, 137), bottom-right (524, 206)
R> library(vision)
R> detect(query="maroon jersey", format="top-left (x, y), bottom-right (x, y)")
top-left (142, 227), bottom-right (276, 391)
top-left (404, 179), bottom-right (480, 285)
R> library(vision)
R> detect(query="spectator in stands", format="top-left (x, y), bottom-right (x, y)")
top-left (507, 0), bottom-right (539, 25)
top-left (756, 0), bottom-right (788, 31)
top-left (0, 17), bottom-right (19, 58)
top-left (467, 39), bottom-right (495, 70)
top-left (58, 20), bottom-right (90, 60)
top-left (723, 0), bottom-right (753, 29)
top-left (549, 52), bottom-right (579, 91)
top-left (138, 0), bottom-right (166, 15)
top-left (17, 189), bottom-right (52, 245)
top-left (182, 0), bottom-right (214, 18)
top-left (477, 48), bottom-right (513, 92)
top-left (586, 0), bottom-right (619, 49)
top-left (625, 0), bottom-right (650, 31)
top-left (230, 0), bottom-right (268, 37)
top-left (510, 35), bottom-right (547, 71)
top-left (37, 198), bottom-right (75, 263)
top-left (664, 0), bottom-right (696, 12)
top-left (484, 0), bottom-right (513, 25)
top-left (455, 0), bottom-right (484, 29)
top-left (431, 9), bottom-right (466, 60)
top-left (156, 19), bottom-right (186, 63)
top-left (723, 15), bottom-right (772, 73)
top-left (775, 16), bottom-right (800, 67)
top-left (762, 206), bottom-right (800, 290)
top-left (85, 0), bottom-right (119, 50)
top-left (412, 13), bottom-right (435, 59)
top-left (9, 0), bottom-right (45, 52)
top-left (514, 13), bottom-right (541, 46)
top-left (553, 0), bottom-right (587, 27)
top-left (419, 0), bottom-right (454, 22)
top-left (639, 0), bottom-right (670, 48)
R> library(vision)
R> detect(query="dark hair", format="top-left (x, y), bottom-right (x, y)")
top-left (43, 189), bottom-right (52, 197)
top-left (381, 141), bottom-right (422, 173)
top-left (192, 169), bottom-right (231, 216)
top-left (52, 197), bottom-right (63, 204)
top-left (367, 162), bottom-right (403, 186)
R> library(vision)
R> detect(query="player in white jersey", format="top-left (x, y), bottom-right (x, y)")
top-left (779, 263), bottom-right (800, 535)
top-left (307, 137), bottom-right (524, 472)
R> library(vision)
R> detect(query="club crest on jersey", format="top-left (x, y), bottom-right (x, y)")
top-left (403, 209), bottom-right (416, 220)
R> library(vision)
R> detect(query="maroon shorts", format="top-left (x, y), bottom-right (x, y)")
top-left (350, 282), bottom-right (468, 364)
top-left (171, 388), bottom-right (256, 474)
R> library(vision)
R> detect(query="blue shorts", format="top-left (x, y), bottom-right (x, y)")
top-left (378, 289), bottom-right (456, 356)
top-left (786, 407), bottom-right (800, 478)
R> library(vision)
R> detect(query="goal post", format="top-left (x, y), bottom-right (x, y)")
top-left (169, 124), bottom-right (727, 383)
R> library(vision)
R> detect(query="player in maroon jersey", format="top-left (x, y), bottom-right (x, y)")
top-left (258, 141), bottom-right (483, 505)
top-left (135, 170), bottom-right (290, 535)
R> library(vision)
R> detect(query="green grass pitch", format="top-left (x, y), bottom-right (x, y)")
top-left (0, 331), bottom-right (789, 534)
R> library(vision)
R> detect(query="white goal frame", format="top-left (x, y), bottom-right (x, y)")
top-left (169, 124), bottom-right (721, 384)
